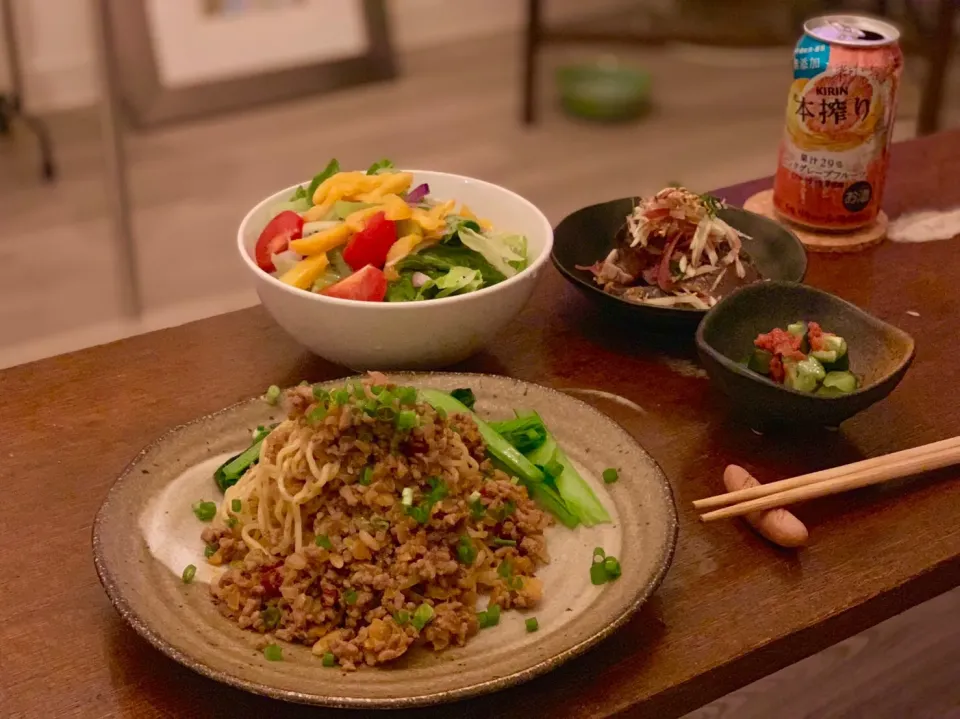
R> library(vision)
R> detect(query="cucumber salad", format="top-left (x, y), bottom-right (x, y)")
top-left (747, 321), bottom-right (858, 396)
top-left (252, 159), bottom-right (529, 303)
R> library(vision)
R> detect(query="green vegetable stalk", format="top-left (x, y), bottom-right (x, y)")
top-left (213, 425), bottom-right (273, 493)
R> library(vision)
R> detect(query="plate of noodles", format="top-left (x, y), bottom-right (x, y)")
top-left (93, 373), bottom-right (677, 708)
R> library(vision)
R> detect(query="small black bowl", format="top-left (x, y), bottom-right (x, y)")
top-left (695, 281), bottom-right (915, 428)
top-left (552, 198), bottom-right (808, 331)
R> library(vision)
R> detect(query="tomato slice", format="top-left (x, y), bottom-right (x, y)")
top-left (321, 265), bottom-right (387, 302)
top-left (254, 210), bottom-right (304, 272)
top-left (342, 211), bottom-right (398, 270)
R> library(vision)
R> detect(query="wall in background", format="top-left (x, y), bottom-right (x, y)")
top-left (0, 0), bottom-right (638, 114)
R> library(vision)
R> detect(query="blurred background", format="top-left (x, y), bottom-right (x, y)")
top-left (0, 0), bottom-right (955, 369)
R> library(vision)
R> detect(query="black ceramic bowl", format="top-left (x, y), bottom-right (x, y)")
top-left (552, 198), bottom-right (808, 330)
top-left (695, 281), bottom-right (915, 427)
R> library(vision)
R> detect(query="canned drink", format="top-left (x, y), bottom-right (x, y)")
top-left (773, 14), bottom-right (903, 231)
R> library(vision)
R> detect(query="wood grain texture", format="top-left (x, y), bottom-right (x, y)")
top-left (2, 133), bottom-right (960, 718)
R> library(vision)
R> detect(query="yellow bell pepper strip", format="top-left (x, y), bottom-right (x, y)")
top-left (312, 171), bottom-right (365, 206)
top-left (459, 204), bottom-right (493, 231)
top-left (356, 172), bottom-right (414, 202)
top-left (378, 193), bottom-right (413, 221)
top-left (386, 233), bottom-right (424, 266)
top-left (279, 253), bottom-right (330, 289)
top-left (344, 207), bottom-right (383, 233)
top-left (411, 199), bottom-right (456, 235)
top-left (290, 223), bottom-right (352, 255)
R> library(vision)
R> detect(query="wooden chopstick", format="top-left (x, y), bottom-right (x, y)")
top-left (693, 436), bottom-right (960, 511)
top-left (698, 438), bottom-right (960, 522)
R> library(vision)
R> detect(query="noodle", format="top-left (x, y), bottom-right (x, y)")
top-left (201, 377), bottom-right (553, 671)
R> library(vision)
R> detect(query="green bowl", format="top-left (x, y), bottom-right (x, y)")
top-left (556, 64), bottom-right (651, 122)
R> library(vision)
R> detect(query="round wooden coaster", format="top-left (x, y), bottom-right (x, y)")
top-left (743, 189), bottom-right (887, 254)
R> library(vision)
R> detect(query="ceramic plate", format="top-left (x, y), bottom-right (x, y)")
top-left (93, 373), bottom-right (678, 709)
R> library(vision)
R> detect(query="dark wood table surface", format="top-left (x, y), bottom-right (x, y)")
top-left (4, 132), bottom-right (960, 719)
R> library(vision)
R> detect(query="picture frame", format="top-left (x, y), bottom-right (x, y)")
top-left (104, 0), bottom-right (395, 128)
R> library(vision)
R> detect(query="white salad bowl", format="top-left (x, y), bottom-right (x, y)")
top-left (237, 170), bottom-right (553, 370)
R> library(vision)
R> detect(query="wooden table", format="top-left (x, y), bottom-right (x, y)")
top-left (4, 132), bottom-right (960, 719)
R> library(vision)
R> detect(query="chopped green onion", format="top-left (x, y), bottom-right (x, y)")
top-left (497, 559), bottom-right (513, 579)
top-left (370, 384), bottom-right (384, 395)
top-left (203, 544), bottom-right (217, 558)
top-left (333, 389), bottom-right (350, 405)
top-left (298, 380), bottom-right (309, 387)
top-left (493, 537), bottom-right (517, 547)
top-left (312, 386), bottom-right (330, 402)
top-left (181, 564), bottom-right (197, 583)
top-left (361, 399), bottom-right (378, 416)
top-left (411, 602), bottom-right (435, 630)
top-left (265, 385), bottom-right (281, 405)
top-left (192, 500), bottom-right (217, 522)
top-left (359, 467), bottom-right (374, 486)
top-left (405, 503), bottom-right (430, 525)
top-left (396, 386), bottom-right (417, 406)
top-left (321, 652), bottom-right (336, 667)
top-left (469, 497), bottom-right (486, 520)
top-left (589, 549), bottom-right (622, 585)
top-left (351, 381), bottom-right (366, 397)
top-left (261, 606), bottom-right (281, 629)
top-left (492, 500), bottom-right (516, 522)
top-left (394, 609), bottom-right (410, 626)
top-left (603, 556), bottom-right (622, 579)
top-left (426, 476), bottom-right (448, 501)
top-left (308, 404), bottom-right (328, 424)
top-left (401, 487), bottom-right (414, 506)
top-left (231, 498), bottom-right (242, 512)
top-left (226, 516), bottom-right (238, 528)
top-left (590, 563), bottom-right (609, 586)
top-left (435, 406), bottom-right (448, 420)
top-left (263, 644), bottom-right (283, 661)
top-left (525, 617), bottom-right (539, 632)
top-left (343, 588), bottom-right (358, 605)
top-left (315, 534), bottom-right (333, 550)
top-left (376, 405), bottom-right (397, 421)
top-left (457, 535), bottom-right (477, 565)
top-left (602, 467), bottom-right (620, 484)
top-left (396, 409), bottom-right (419, 431)
top-left (377, 389), bottom-right (395, 406)
top-left (477, 603), bottom-right (500, 629)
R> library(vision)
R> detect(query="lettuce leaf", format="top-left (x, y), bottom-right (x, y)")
top-left (295, 159), bottom-right (340, 203)
top-left (395, 245), bottom-right (506, 286)
top-left (498, 233), bottom-right (529, 272)
top-left (385, 274), bottom-right (417, 302)
top-left (458, 228), bottom-right (525, 279)
top-left (367, 159), bottom-right (395, 175)
top-left (443, 215), bottom-right (482, 241)
top-left (310, 265), bottom-right (343, 293)
top-left (416, 267), bottom-right (483, 300)
top-left (432, 267), bottom-right (483, 298)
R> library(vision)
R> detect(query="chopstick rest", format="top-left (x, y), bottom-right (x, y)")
top-left (721, 465), bottom-right (809, 548)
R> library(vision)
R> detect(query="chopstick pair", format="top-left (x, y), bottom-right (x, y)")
top-left (694, 436), bottom-right (960, 522)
